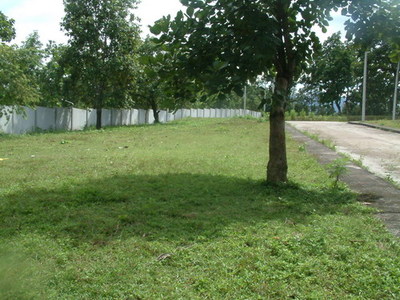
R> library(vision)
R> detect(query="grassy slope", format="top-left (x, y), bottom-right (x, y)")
top-left (366, 120), bottom-right (400, 129)
top-left (0, 118), bottom-right (399, 299)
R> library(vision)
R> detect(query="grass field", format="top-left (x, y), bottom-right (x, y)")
top-left (366, 120), bottom-right (400, 129)
top-left (1, 118), bottom-right (399, 299)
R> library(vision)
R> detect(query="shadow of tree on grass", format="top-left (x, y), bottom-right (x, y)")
top-left (1, 173), bottom-right (354, 245)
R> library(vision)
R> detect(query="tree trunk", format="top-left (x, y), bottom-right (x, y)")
top-left (153, 109), bottom-right (160, 124)
top-left (267, 76), bottom-right (288, 183)
top-left (95, 85), bottom-right (104, 129)
top-left (96, 108), bottom-right (102, 130)
top-left (150, 99), bottom-right (160, 124)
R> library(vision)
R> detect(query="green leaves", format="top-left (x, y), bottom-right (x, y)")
top-left (212, 60), bottom-right (229, 71)
top-left (186, 6), bottom-right (195, 17)
top-left (150, 16), bottom-right (171, 35)
top-left (61, 0), bottom-right (141, 115)
top-left (0, 44), bottom-right (40, 107)
top-left (0, 11), bottom-right (15, 43)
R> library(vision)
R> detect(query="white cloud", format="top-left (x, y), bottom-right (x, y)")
top-left (317, 13), bottom-right (349, 42)
top-left (1, 0), bottom-right (185, 44)
top-left (1, 0), bottom-right (346, 46)
top-left (5, 0), bottom-right (66, 45)
top-left (136, 0), bottom-right (184, 37)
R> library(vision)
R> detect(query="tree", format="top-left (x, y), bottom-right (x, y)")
top-left (0, 45), bottom-right (40, 115)
top-left (302, 33), bottom-right (356, 114)
top-left (62, 0), bottom-right (141, 129)
top-left (38, 42), bottom-right (68, 107)
top-left (153, 0), bottom-right (377, 183)
top-left (0, 17), bottom-right (40, 116)
top-left (343, 0), bottom-right (400, 116)
top-left (0, 11), bottom-right (15, 43)
top-left (133, 39), bottom-right (185, 123)
top-left (353, 43), bottom-right (399, 115)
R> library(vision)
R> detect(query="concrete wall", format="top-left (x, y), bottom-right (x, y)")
top-left (36, 107), bottom-right (56, 131)
top-left (12, 107), bottom-right (36, 134)
top-left (138, 109), bottom-right (146, 125)
top-left (130, 109), bottom-right (139, 125)
top-left (87, 109), bottom-right (97, 128)
top-left (146, 110), bottom-right (155, 125)
top-left (101, 109), bottom-right (112, 127)
top-left (0, 106), bottom-right (261, 135)
top-left (122, 110), bottom-right (131, 126)
top-left (159, 110), bottom-right (167, 123)
top-left (72, 108), bottom-right (87, 131)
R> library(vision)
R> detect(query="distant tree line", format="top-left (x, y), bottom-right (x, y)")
top-left (291, 32), bottom-right (399, 116)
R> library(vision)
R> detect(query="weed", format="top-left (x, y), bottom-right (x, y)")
top-left (298, 144), bottom-right (307, 152)
top-left (302, 131), bottom-right (336, 150)
top-left (326, 158), bottom-right (349, 189)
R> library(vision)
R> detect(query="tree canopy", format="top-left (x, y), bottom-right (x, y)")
top-left (0, 14), bottom-right (40, 116)
top-left (301, 33), bottom-right (356, 114)
top-left (0, 11), bottom-right (15, 43)
top-left (61, 0), bottom-right (141, 128)
top-left (152, 0), bottom-right (384, 183)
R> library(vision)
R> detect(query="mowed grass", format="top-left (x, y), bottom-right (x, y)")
top-left (0, 118), bottom-right (399, 299)
top-left (366, 120), bottom-right (400, 129)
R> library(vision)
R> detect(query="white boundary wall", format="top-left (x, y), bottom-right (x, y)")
top-left (0, 106), bottom-right (262, 135)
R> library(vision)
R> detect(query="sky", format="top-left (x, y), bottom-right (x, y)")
top-left (1, 0), bottom-right (347, 46)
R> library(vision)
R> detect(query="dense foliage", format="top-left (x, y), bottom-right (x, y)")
top-left (61, 0), bottom-right (141, 128)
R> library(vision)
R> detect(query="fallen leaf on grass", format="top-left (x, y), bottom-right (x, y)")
top-left (156, 253), bottom-right (172, 261)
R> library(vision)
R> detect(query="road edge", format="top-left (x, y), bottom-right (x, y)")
top-left (287, 123), bottom-right (400, 238)
top-left (348, 121), bottom-right (400, 134)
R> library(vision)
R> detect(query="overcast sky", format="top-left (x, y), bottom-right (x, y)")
top-left (1, 0), bottom-right (347, 46)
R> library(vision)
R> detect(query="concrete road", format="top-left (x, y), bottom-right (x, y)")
top-left (287, 121), bottom-right (400, 184)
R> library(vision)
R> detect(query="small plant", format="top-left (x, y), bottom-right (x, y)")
top-left (298, 144), bottom-right (306, 152)
top-left (326, 158), bottom-right (349, 188)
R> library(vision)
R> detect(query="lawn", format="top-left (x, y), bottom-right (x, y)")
top-left (0, 118), bottom-right (399, 299)
top-left (366, 120), bottom-right (400, 129)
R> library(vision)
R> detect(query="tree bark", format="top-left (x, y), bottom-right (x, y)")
top-left (96, 108), bottom-right (102, 130)
top-left (150, 99), bottom-right (160, 124)
top-left (95, 84), bottom-right (104, 129)
top-left (267, 76), bottom-right (288, 183)
top-left (153, 109), bottom-right (160, 124)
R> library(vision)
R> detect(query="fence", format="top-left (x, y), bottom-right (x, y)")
top-left (0, 107), bottom-right (262, 135)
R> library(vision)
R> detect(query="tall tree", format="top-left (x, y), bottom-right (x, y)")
top-left (352, 43), bottom-right (399, 115)
top-left (153, 0), bottom-right (379, 183)
top-left (62, 0), bottom-right (141, 129)
top-left (134, 39), bottom-right (189, 123)
top-left (0, 16), bottom-right (40, 116)
top-left (0, 45), bottom-right (40, 115)
top-left (302, 33), bottom-right (356, 114)
top-left (344, 0), bottom-right (400, 116)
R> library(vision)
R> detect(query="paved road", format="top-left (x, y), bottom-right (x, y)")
top-left (287, 121), bottom-right (400, 185)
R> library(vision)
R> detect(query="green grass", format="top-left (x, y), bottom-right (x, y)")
top-left (366, 120), bottom-right (400, 129)
top-left (1, 118), bottom-right (399, 299)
